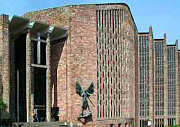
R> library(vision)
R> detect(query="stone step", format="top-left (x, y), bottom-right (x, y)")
top-left (12, 122), bottom-right (80, 127)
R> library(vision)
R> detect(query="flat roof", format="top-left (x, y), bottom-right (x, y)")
top-left (154, 39), bottom-right (164, 41)
top-left (24, 3), bottom-right (138, 32)
top-left (9, 16), bottom-right (67, 41)
top-left (138, 32), bottom-right (149, 35)
top-left (166, 44), bottom-right (176, 46)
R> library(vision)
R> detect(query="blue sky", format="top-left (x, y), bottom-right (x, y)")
top-left (0, 0), bottom-right (180, 45)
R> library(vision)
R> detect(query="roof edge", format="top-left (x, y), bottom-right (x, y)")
top-left (138, 32), bottom-right (149, 34)
top-left (154, 39), bottom-right (164, 41)
top-left (23, 3), bottom-right (138, 32)
top-left (166, 44), bottom-right (176, 46)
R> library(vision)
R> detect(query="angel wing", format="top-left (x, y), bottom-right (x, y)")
top-left (85, 82), bottom-right (94, 97)
top-left (76, 81), bottom-right (84, 97)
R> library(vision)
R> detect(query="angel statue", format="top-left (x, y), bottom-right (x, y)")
top-left (76, 80), bottom-right (94, 119)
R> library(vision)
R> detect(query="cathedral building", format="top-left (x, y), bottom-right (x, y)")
top-left (0, 3), bottom-right (179, 127)
top-left (137, 28), bottom-right (180, 127)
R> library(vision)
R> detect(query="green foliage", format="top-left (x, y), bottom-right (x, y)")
top-left (166, 125), bottom-right (180, 127)
top-left (0, 98), bottom-right (7, 111)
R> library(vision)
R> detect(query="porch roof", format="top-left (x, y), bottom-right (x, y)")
top-left (9, 16), bottom-right (67, 41)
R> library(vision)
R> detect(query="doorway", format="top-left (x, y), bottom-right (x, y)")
top-left (15, 34), bottom-right (26, 122)
top-left (15, 33), bottom-right (47, 122)
top-left (34, 68), bottom-right (46, 121)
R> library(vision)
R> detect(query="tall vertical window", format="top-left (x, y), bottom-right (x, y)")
top-left (96, 8), bottom-right (125, 119)
top-left (167, 46), bottom-right (176, 115)
top-left (154, 40), bottom-right (164, 116)
top-left (138, 34), bottom-right (149, 117)
top-left (31, 33), bottom-right (47, 65)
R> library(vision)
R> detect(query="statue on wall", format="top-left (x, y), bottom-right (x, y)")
top-left (76, 80), bottom-right (94, 123)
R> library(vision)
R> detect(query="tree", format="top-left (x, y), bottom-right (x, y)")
top-left (0, 98), bottom-right (7, 120)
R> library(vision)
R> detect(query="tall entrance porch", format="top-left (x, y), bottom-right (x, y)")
top-left (9, 16), bottom-right (67, 122)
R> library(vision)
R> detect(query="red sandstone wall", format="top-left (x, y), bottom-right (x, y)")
top-left (0, 15), bottom-right (4, 97)
top-left (123, 10), bottom-right (136, 118)
top-left (0, 14), bottom-right (10, 112)
top-left (24, 6), bottom-right (73, 29)
top-left (66, 5), bottom-right (97, 125)
top-left (24, 4), bottom-right (137, 127)
top-left (25, 5), bottom-right (97, 126)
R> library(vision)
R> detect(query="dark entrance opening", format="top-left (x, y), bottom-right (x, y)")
top-left (15, 34), bottom-right (27, 122)
top-left (34, 68), bottom-right (46, 121)
top-left (14, 33), bottom-right (47, 122)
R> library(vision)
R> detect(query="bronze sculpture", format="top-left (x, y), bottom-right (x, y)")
top-left (76, 80), bottom-right (94, 123)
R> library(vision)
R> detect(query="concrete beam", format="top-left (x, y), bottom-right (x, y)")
top-left (46, 33), bottom-right (51, 122)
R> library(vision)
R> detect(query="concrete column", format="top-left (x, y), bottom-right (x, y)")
top-left (9, 37), bottom-right (16, 121)
top-left (149, 26), bottom-right (154, 125)
top-left (135, 118), bottom-right (140, 127)
top-left (30, 65), bottom-right (34, 121)
top-left (26, 29), bottom-right (33, 122)
top-left (136, 33), bottom-right (140, 127)
top-left (37, 33), bottom-right (41, 64)
top-left (178, 51), bottom-right (180, 126)
top-left (164, 39), bottom-right (168, 126)
top-left (17, 69), bottom-right (19, 122)
top-left (46, 33), bottom-right (51, 122)
top-left (175, 40), bottom-right (179, 125)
